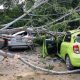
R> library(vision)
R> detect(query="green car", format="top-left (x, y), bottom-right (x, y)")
top-left (59, 29), bottom-right (80, 70)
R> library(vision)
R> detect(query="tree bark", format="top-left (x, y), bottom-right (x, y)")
top-left (0, 50), bottom-right (14, 58)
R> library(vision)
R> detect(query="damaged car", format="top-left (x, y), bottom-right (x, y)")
top-left (8, 28), bottom-right (36, 50)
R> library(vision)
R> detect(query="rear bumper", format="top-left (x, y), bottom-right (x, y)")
top-left (8, 45), bottom-right (33, 49)
top-left (11, 45), bottom-right (28, 48)
top-left (70, 53), bottom-right (80, 67)
top-left (8, 42), bottom-right (33, 49)
top-left (8, 41), bottom-right (33, 46)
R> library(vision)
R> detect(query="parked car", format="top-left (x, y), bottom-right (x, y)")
top-left (8, 28), bottom-right (36, 50)
top-left (59, 29), bottom-right (80, 70)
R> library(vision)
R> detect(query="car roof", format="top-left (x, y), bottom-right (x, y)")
top-left (67, 29), bottom-right (80, 35)
top-left (13, 31), bottom-right (25, 36)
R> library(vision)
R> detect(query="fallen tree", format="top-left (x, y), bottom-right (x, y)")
top-left (0, 49), bottom-right (80, 74)
top-left (1, 0), bottom-right (48, 30)
top-left (43, 8), bottom-right (80, 28)
top-left (0, 27), bottom-right (24, 34)
top-left (1, 1), bottom-right (80, 30)
top-left (19, 57), bottom-right (80, 75)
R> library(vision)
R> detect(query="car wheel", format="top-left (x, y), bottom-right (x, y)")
top-left (65, 55), bottom-right (73, 70)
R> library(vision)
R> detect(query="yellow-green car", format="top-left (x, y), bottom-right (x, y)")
top-left (59, 29), bottom-right (80, 70)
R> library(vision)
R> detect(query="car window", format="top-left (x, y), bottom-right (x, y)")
top-left (64, 34), bottom-right (71, 42)
top-left (75, 34), bottom-right (80, 43)
top-left (18, 32), bottom-right (27, 36)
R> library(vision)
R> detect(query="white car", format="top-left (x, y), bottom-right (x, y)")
top-left (8, 30), bottom-right (36, 50)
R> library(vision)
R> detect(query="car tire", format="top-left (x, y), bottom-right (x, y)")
top-left (65, 55), bottom-right (73, 70)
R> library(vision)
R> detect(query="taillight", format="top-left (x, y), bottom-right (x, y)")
top-left (73, 45), bottom-right (79, 54)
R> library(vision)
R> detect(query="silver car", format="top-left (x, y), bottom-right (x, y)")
top-left (8, 30), bottom-right (36, 50)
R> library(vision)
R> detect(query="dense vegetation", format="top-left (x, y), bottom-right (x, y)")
top-left (0, 0), bottom-right (80, 30)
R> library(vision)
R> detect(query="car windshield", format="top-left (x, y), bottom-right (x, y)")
top-left (76, 35), bottom-right (80, 43)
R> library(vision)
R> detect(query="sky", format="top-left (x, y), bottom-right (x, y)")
top-left (19, 0), bottom-right (25, 4)
top-left (0, 4), bottom-right (4, 9)
top-left (0, 0), bottom-right (25, 9)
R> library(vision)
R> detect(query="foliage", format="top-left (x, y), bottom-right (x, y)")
top-left (25, 0), bottom-right (34, 10)
top-left (70, 10), bottom-right (80, 19)
top-left (23, 0), bottom-right (80, 31)
top-left (50, 22), bottom-right (68, 31)
top-left (0, 5), bottom-right (24, 27)
top-left (0, 0), bottom-right (80, 30)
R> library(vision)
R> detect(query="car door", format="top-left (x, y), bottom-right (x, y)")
top-left (60, 33), bottom-right (71, 59)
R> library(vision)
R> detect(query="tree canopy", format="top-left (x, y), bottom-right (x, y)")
top-left (0, 0), bottom-right (80, 30)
